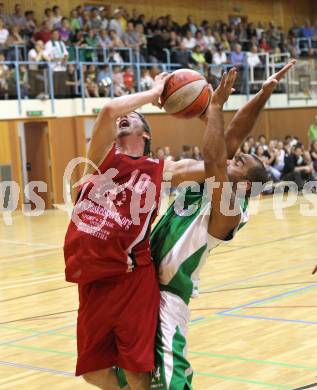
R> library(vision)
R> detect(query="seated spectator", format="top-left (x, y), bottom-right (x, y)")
top-left (230, 43), bottom-right (244, 65)
top-left (179, 144), bottom-right (192, 160)
top-left (182, 30), bottom-right (196, 50)
top-left (97, 64), bottom-right (111, 97)
top-left (107, 48), bottom-right (123, 64)
top-left (246, 135), bottom-right (256, 154)
top-left (123, 66), bottom-right (135, 93)
top-left (148, 28), bottom-right (166, 62)
top-left (9, 3), bottom-right (26, 28)
top-left (210, 44), bottom-right (227, 80)
top-left (112, 65), bottom-right (128, 96)
top-left (156, 147), bottom-right (165, 160)
top-left (172, 41), bottom-right (193, 68)
top-left (203, 27), bottom-right (216, 52)
top-left (259, 36), bottom-right (271, 52)
top-left (109, 9), bottom-right (124, 39)
top-left (0, 52), bottom-right (9, 98)
top-left (23, 10), bottom-right (37, 39)
top-left (28, 39), bottom-right (50, 97)
top-left (273, 141), bottom-right (286, 174)
top-left (65, 63), bottom-right (78, 97)
top-left (288, 17), bottom-right (301, 38)
top-left (182, 15), bottom-right (197, 36)
top-left (7, 64), bottom-right (29, 98)
top-left (256, 22), bottom-right (265, 40)
top-left (192, 145), bottom-right (202, 160)
top-left (220, 32), bottom-right (230, 52)
top-left (300, 19), bottom-right (313, 39)
top-left (85, 64), bottom-right (99, 97)
top-left (122, 21), bottom-right (139, 49)
top-left (241, 141), bottom-right (251, 154)
top-left (265, 140), bottom-right (281, 181)
top-left (69, 9), bottom-right (81, 32)
top-left (247, 45), bottom-right (261, 67)
top-left (99, 7), bottom-right (110, 30)
top-left (84, 29), bottom-right (98, 61)
top-left (98, 29), bottom-right (111, 49)
top-left (0, 17), bottom-right (9, 48)
top-left (0, 2), bottom-right (8, 26)
top-left (255, 144), bottom-right (279, 182)
top-left (140, 68), bottom-right (154, 91)
top-left (6, 25), bottom-right (25, 61)
top-left (58, 17), bottom-right (71, 44)
top-left (52, 5), bottom-right (62, 28)
top-left (80, 10), bottom-right (91, 32)
top-left (310, 140), bottom-right (317, 172)
top-left (258, 134), bottom-right (268, 150)
top-left (108, 29), bottom-right (124, 49)
top-left (191, 44), bottom-right (206, 71)
top-left (169, 30), bottom-right (181, 50)
top-left (33, 20), bottom-right (52, 44)
top-left (195, 30), bottom-right (206, 51)
top-left (89, 8), bottom-right (101, 31)
top-left (308, 115), bottom-right (317, 142)
top-left (282, 143), bottom-right (314, 190)
top-left (43, 8), bottom-right (54, 31)
top-left (164, 146), bottom-right (174, 161)
top-left (135, 22), bottom-right (147, 57)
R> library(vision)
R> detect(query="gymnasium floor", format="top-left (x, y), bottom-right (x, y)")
top-left (0, 194), bottom-right (317, 389)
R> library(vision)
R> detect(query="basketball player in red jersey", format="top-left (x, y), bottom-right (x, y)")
top-left (64, 73), bottom-right (173, 389)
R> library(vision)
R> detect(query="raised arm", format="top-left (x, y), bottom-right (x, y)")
top-left (203, 70), bottom-right (242, 239)
top-left (86, 73), bottom-right (170, 172)
top-left (225, 59), bottom-right (296, 158)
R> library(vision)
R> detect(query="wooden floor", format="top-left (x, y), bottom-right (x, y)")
top-left (1, 194), bottom-right (317, 390)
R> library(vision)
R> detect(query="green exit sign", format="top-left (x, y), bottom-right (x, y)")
top-left (26, 110), bottom-right (43, 117)
top-left (92, 108), bottom-right (101, 114)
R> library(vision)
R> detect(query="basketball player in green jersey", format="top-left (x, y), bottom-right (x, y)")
top-left (149, 61), bottom-right (296, 390)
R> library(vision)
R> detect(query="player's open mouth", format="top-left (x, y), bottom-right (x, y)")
top-left (119, 119), bottom-right (130, 129)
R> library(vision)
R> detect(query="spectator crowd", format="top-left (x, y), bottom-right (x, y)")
top-left (0, 3), bottom-right (317, 98)
top-left (154, 130), bottom-right (317, 192)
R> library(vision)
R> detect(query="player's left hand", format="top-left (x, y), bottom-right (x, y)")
top-left (262, 59), bottom-right (296, 96)
top-left (211, 67), bottom-right (237, 107)
top-left (151, 72), bottom-right (172, 107)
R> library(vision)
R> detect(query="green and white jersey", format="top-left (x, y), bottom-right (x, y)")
top-left (150, 184), bottom-right (249, 304)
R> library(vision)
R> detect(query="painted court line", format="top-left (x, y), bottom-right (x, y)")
top-left (217, 283), bottom-right (317, 325)
top-left (189, 351), bottom-right (317, 372)
top-left (200, 258), bottom-right (317, 293)
top-left (0, 360), bottom-right (75, 377)
top-left (1, 273), bottom-right (63, 285)
top-left (194, 371), bottom-right (290, 389)
top-left (0, 323), bottom-right (75, 346)
top-left (0, 239), bottom-right (61, 249)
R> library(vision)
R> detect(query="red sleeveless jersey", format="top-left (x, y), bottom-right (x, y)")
top-left (64, 145), bottom-right (164, 284)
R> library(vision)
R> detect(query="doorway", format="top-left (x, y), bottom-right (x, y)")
top-left (19, 121), bottom-right (53, 209)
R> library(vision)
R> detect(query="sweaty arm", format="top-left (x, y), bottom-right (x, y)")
top-left (204, 103), bottom-right (241, 239)
top-left (85, 73), bottom-right (170, 174)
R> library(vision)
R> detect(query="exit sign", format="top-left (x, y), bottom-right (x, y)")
top-left (92, 108), bottom-right (101, 114)
top-left (26, 110), bottom-right (43, 117)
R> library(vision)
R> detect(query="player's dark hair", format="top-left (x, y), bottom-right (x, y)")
top-left (245, 156), bottom-right (269, 197)
top-left (133, 111), bottom-right (151, 156)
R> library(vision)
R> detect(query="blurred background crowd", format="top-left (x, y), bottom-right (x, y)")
top-left (0, 3), bottom-right (317, 98)
top-left (154, 115), bottom-right (317, 190)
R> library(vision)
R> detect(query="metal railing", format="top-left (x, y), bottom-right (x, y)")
top-left (0, 52), bottom-right (301, 116)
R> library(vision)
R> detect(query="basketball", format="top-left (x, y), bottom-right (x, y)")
top-left (160, 69), bottom-right (210, 119)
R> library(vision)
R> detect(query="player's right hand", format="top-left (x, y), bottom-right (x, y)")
top-left (211, 67), bottom-right (237, 108)
top-left (262, 59), bottom-right (296, 95)
top-left (151, 72), bottom-right (172, 107)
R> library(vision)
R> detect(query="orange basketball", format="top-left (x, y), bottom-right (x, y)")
top-left (160, 69), bottom-right (210, 119)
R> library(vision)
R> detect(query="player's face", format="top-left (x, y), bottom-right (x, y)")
top-left (226, 153), bottom-right (258, 183)
top-left (116, 112), bottom-right (144, 138)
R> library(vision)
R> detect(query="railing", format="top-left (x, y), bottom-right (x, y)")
top-left (1, 50), bottom-right (312, 116)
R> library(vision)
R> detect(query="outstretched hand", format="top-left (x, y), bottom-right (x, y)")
top-left (200, 68), bottom-right (237, 122)
top-left (262, 59), bottom-right (296, 95)
top-left (151, 72), bottom-right (172, 107)
top-left (211, 67), bottom-right (237, 107)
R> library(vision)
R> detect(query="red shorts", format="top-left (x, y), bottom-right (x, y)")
top-left (75, 264), bottom-right (160, 376)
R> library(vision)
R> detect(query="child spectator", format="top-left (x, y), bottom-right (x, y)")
top-left (123, 66), bottom-right (135, 93)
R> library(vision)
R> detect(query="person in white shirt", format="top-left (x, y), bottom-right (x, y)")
top-left (247, 45), bottom-right (261, 67)
top-left (108, 9), bottom-right (123, 39)
top-left (212, 44), bottom-right (227, 79)
top-left (203, 27), bottom-right (216, 52)
top-left (45, 29), bottom-right (68, 71)
top-left (52, 5), bottom-right (62, 28)
top-left (0, 17), bottom-right (8, 45)
top-left (28, 40), bottom-right (50, 97)
top-left (28, 39), bottom-right (50, 70)
top-left (182, 30), bottom-right (196, 50)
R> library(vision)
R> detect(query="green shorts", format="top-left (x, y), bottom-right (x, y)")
top-left (117, 291), bottom-right (193, 390)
